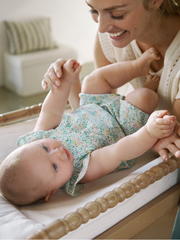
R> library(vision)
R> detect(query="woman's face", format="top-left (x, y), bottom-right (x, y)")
top-left (86, 0), bottom-right (154, 48)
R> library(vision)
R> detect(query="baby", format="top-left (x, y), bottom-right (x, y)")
top-left (0, 48), bottom-right (176, 205)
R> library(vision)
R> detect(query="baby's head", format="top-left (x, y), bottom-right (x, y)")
top-left (0, 138), bottom-right (74, 205)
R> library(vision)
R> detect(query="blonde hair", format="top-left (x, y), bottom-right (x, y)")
top-left (143, 0), bottom-right (180, 15)
top-left (0, 149), bottom-right (45, 205)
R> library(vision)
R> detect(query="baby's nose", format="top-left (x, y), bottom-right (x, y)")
top-left (54, 146), bottom-right (66, 156)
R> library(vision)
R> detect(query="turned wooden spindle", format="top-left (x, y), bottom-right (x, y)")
top-left (158, 162), bottom-right (170, 176)
top-left (76, 207), bottom-right (90, 223)
top-left (27, 156), bottom-right (180, 240)
top-left (129, 178), bottom-right (141, 193)
top-left (95, 197), bottom-right (109, 213)
top-left (144, 170), bottom-right (156, 184)
top-left (113, 187), bottom-right (126, 202)
top-left (64, 212), bottom-right (82, 231)
top-left (135, 173), bottom-right (150, 189)
top-left (150, 165), bottom-right (165, 180)
top-left (165, 158), bottom-right (178, 172)
top-left (102, 191), bottom-right (120, 208)
top-left (120, 182), bottom-right (135, 198)
top-left (0, 103), bottom-right (42, 125)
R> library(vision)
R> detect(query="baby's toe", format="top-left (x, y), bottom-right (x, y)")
top-left (152, 75), bottom-right (160, 83)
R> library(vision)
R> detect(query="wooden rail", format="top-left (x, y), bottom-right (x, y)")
top-left (0, 104), bottom-right (42, 125)
top-left (27, 156), bottom-right (180, 239)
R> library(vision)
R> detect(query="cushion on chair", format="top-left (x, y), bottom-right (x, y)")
top-left (4, 18), bottom-right (58, 55)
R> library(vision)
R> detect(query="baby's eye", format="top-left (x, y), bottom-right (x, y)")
top-left (42, 144), bottom-right (48, 152)
top-left (53, 163), bottom-right (57, 172)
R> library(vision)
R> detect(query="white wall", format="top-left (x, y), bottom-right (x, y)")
top-left (0, 0), bottom-right (97, 86)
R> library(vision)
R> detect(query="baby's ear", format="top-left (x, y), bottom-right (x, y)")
top-left (44, 189), bottom-right (59, 202)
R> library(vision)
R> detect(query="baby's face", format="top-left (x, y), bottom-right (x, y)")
top-left (21, 138), bottom-right (74, 197)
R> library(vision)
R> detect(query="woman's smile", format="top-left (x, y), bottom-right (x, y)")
top-left (108, 30), bottom-right (128, 42)
top-left (108, 30), bottom-right (126, 38)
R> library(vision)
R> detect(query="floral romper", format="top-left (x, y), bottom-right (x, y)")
top-left (17, 93), bottom-right (149, 197)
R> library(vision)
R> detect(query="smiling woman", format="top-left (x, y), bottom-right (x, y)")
top-left (86, 0), bottom-right (146, 48)
top-left (41, 0), bottom-right (180, 176)
top-left (43, 1), bottom-right (180, 110)
top-left (93, 0), bottom-right (180, 122)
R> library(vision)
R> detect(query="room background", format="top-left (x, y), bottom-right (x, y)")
top-left (0, 0), bottom-right (97, 87)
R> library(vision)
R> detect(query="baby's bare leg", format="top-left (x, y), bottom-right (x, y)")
top-left (135, 48), bottom-right (160, 77)
top-left (125, 48), bottom-right (160, 115)
top-left (143, 74), bottom-right (160, 92)
top-left (125, 88), bottom-right (158, 114)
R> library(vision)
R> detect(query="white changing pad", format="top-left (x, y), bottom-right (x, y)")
top-left (0, 119), bottom-right (180, 239)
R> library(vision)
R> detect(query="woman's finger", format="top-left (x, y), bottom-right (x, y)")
top-left (47, 66), bottom-right (61, 87)
top-left (167, 143), bottom-right (180, 158)
top-left (54, 59), bottom-right (66, 78)
top-left (43, 73), bottom-right (57, 89)
top-left (158, 148), bottom-right (169, 161)
top-left (41, 79), bottom-right (48, 90)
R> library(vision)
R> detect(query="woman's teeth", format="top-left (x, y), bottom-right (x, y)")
top-left (109, 30), bottom-right (126, 37)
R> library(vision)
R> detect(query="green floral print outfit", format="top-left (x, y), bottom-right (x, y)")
top-left (17, 93), bottom-right (149, 197)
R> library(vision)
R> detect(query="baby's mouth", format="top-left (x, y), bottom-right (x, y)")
top-left (64, 148), bottom-right (71, 161)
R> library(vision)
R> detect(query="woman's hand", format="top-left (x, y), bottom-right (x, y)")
top-left (41, 58), bottom-right (66, 90)
top-left (153, 121), bottom-right (180, 160)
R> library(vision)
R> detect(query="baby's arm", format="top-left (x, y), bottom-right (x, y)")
top-left (34, 60), bottom-right (81, 131)
top-left (42, 59), bottom-right (81, 111)
top-left (80, 110), bottom-right (176, 183)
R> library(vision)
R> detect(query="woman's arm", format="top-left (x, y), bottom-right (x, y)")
top-left (172, 99), bottom-right (180, 123)
top-left (93, 31), bottom-right (112, 69)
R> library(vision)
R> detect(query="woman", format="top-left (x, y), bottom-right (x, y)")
top-left (42, 0), bottom-right (180, 162)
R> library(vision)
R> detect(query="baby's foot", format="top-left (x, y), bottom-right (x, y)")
top-left (143, 74), bottom-right (160, 92)
top-left (136, 47), bottom-right (160, 77)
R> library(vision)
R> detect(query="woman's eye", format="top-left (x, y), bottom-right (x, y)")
top-left (42, 145), bottom-right (48, 152)
top-left (53, 163), bottom-right (57, 172)
top-left (89, 9), bottom-right (98, 15)
top-left (111, 14), bottom-right (124, 20)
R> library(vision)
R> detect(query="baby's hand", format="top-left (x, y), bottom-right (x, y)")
top-left (146, 110), bottom-right (176, 139)
top-left (61, 59), bottom-right (82, 84)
